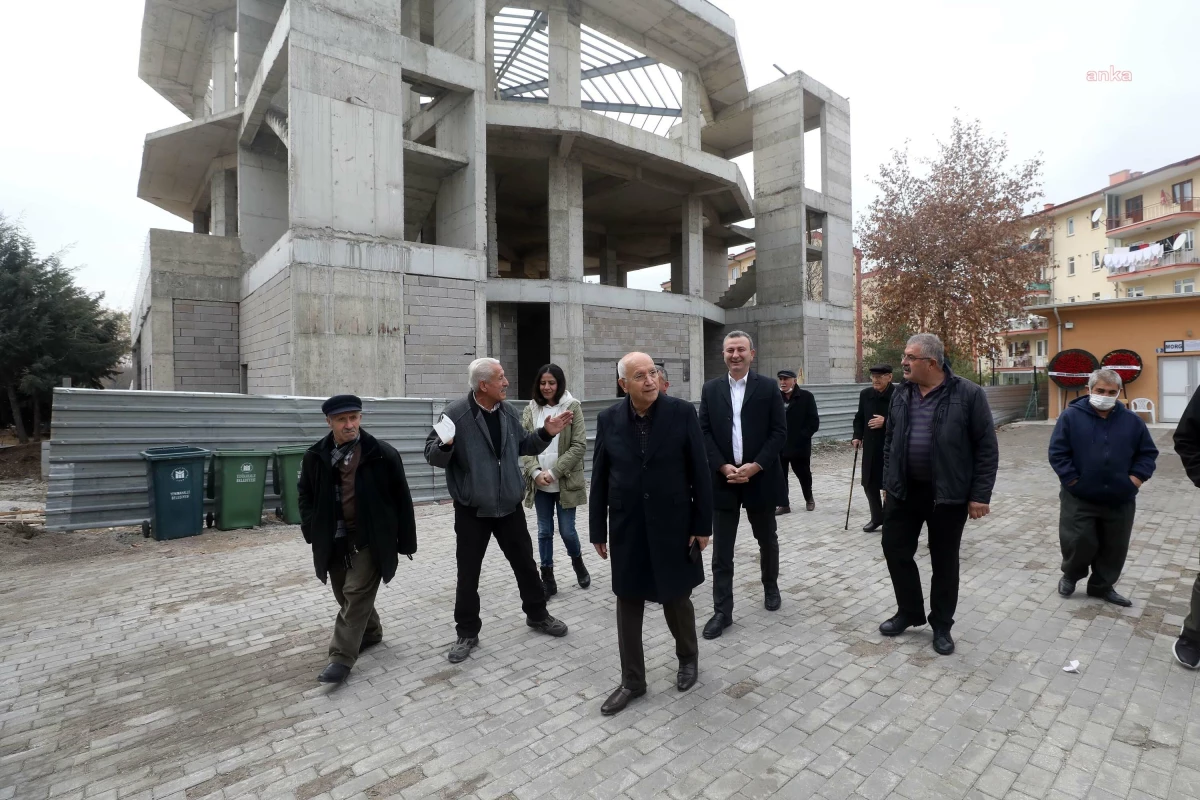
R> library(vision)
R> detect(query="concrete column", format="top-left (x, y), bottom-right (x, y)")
top-left (487, 166), bottom-right (500, 277)
top-left (548, 1), bottom-right (581, 107)
top-left (210, 168), bottom-right (238, 237)
top-left (485, 13), bottom-right (497, 99)
top-left (688, 317), bottom-right (704, 402)
top-left (703, 235), bottom-right (728, 304)
top-left (548, 153), bottom-right (584, 394)
top-left (680, 71), bottom-right (704, 149)
top-left (681, 195), bottom-right (703, 297)
top-left (599, 235), bottom-right (623, 287)
top-left (192, 210), bottom-right (209, 234)
top-left (210, 13), bottom-right (237, 114)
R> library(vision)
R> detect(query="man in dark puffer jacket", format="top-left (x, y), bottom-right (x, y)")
top-left (1170, 386), bottom-right (1200, 669)
top-left (1048, 368), bottom-right (1158, 609)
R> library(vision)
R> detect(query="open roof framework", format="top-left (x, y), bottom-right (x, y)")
top-left (492, 7), bottom-right (683, 137)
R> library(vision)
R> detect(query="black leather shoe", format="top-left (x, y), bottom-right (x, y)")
top-left (318, 662), bottom-right (351, 683)
top-left (601, 685), bottom-right (646, 715)
top-left (775, 506), bottom-right (791, 516)
top-left (805, 501), bottom-right (816, 512)
top-left (702, 612), bottom-right (732, 640)
top-left (932, 629), bottom-right (955, 656)
top-left (527, 615), bottom-right (569, 636)
top-left (879, 614), bottom-right (923, 636)
top-left (764, 587), bottom-right (781, 612)
top-left (677, 661), bottom-right (698, 691)
top-left (447, 636), bottom-right (478, 663)
top-left (1092, 589), bottom-right (1132, 607)
top-left (863, 520), bottom-right (882, 532)
top-left (1058, 577), bottom-right (1076, 597)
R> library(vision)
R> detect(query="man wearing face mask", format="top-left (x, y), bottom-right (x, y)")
top-left (1048, 368), bottom-right (1158, 608)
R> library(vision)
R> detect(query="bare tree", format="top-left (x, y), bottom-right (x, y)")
top-left (857, 117), bottom-right (1052, 360)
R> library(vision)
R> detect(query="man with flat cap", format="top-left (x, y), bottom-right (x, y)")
top-left (776, 369), bottom-right (820, 514)
top-left (298, 394), bottom-right (417, 684)
top-left (852, 365), bottom-right (896, 532)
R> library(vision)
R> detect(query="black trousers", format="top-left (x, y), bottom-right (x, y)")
top-left (880, 481), bottom-right (968, 631)
top-left (779, 453), bottom-right (813, 505)
top-left (864, 486), bottom-right (884, 525)
top-left (453, 505), bottom-right (549, 638)
top-left (616, 594), bottom-right (698, 691)
top-left (712, 500), bottom-right (779, 618)
top-left (1058, 489), bottom-right (1135, 593)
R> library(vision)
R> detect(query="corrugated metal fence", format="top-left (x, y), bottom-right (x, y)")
top-left (46, 381), bottom-right (1036, 531)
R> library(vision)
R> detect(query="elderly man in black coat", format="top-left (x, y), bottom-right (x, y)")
top-left (776, 369), bottom-right (820, 514)
top-left (590, 352), bottom-right (712, 715)
top-left (852, 365), bottom-right (896, 532)
top-left (298, 395), bottom-right (417, 684)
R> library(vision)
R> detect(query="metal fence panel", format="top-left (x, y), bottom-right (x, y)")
top-left (982, 384), bottom-right (1036, 426)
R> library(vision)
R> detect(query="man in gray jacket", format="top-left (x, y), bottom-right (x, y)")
top-left (425, 357), bottom-right (574, 663)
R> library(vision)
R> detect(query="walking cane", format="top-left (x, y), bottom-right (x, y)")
top-left (845, 442), bottom-right (859, 531)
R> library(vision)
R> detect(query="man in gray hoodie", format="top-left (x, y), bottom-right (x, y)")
top-left (425, 357), bottom-right (574, 663)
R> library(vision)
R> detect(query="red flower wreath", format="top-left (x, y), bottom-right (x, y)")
top-left (1100, 349), bottom-right (1142, 386)
top-left (1048, 349), bottom-right (1099, 389)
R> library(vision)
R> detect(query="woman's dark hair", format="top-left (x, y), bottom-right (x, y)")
top-left (531, 363), bottom-right (567, 406)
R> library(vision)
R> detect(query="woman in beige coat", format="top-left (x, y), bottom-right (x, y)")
top-left (521, 364), bottom-right (590, 596)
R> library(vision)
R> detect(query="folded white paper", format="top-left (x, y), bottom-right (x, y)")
top-left (433, 415), bottom-right (456, 444)
top-left (1062, 660), bottom-right (1080, 673)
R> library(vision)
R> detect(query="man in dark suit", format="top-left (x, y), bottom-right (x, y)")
top-left (776, 369), bottom-right (820, 514)
top-left (699, 330), bottom-right (788, 639)
top-left (852, 364), bottom-right (896, 532)
top-left (591, 352), bottom-right (712, 715)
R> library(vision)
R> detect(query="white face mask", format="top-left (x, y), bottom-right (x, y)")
top-left (1089, 394), bottom-right (1117, 411)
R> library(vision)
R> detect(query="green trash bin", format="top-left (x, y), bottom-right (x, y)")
top-left (273, 445), bottom-right (310, 524)
top-left (206, 450), bottom-right (271, 530)
top-left (141, 446), bottom-right (210, 541)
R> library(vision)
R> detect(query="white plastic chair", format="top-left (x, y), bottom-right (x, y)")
top-left (1129, 397), bottom-right (1156, 423)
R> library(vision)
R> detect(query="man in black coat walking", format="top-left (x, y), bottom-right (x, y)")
top-left (699, 331), bottom-right (788, 639)
top-left (776, 369), bottom-right (820, 514)
top-left (852, 364), bottom-right (896, 532)
top-left (591, 352), bottom-right (712, 715)
top-left (1173, 386), bottom-right (1200, 669)
top-left (298, 394), bottom-right (417, 684)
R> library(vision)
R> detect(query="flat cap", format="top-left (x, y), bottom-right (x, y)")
top-left (322, 394), bottom-right (362, 416)
top-left (777, 369), bottom-right (797, 379)
top-left (869, 364), bottom-right (894, 375)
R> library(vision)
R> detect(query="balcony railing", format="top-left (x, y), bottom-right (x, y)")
top-left (1107, 199), bottom-right (1196, 231)
top-left (1025, 295), bottom-right (1053, 306)
top-left (1006, 316), bottom-right (1048, 331)
top-left (1027, 281), bottom-right (1051, 292)
top-left (1002, 355), bottom-right (1047, 369)
top-left (1106, 246), bottom-right (1196, 277)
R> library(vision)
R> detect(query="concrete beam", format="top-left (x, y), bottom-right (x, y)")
top-left (484, 278), bottom-right (726, 325)
top-left (240, 1), bottom-right (291, 147)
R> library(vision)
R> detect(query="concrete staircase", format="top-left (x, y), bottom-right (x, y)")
top-left (716, 261), bottom-right (756, 309)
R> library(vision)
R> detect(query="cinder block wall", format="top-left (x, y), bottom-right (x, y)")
top-left (240, 269), bottom-right (293, 394)
top-left (404, 275), bottom-right (480, 399)
top-left (583, 306), bottom-right (693, 400)
top-left (172, 300), bottom-right (240, 391)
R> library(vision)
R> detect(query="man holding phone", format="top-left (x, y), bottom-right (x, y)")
top-left (590, 352), bottom-right (713, 715)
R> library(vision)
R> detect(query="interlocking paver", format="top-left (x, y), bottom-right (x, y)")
top-left (2, 425), bottom-right (1199, 798)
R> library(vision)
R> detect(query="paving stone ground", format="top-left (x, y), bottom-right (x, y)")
top-left (2, 424), bottom-right (1200, 800)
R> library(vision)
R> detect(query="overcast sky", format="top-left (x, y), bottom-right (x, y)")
top-left (1, 0), bottom-right (1197, 304)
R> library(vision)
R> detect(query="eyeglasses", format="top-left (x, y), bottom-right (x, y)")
top-left (900, 354), bottom-right (933, 363)
top-left (629, 368), bottom-right (660, 383)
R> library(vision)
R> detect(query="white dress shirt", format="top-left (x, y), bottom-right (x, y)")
top-left (728, 373), bottom-right (748, 465)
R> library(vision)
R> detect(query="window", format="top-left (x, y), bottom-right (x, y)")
top-left (1092, 251), bottom-right (1101, 270)
top-left (1176, 278), bottom-right (1195, 294)
top-left (1067, 217), bottom-right (1075, 236)
top-left (1127, 286), bottom-right (1144, 298)
top-left (1125, 196), bottom-right (1143, 224)
top-left (1067, 257), bottom-right (1075, 276)
top-left (1067, 296), bottom-right (1076, 303)
top-left (1091, 213), bottom-right (1100, 230)
top-left (1092, 292), bottom-right (1101, 300)
top-left (1173, 180), bottom-right (1193, 208)
top-left (729, 266), bottom-right (738, 282)
top-left (1036, 340), bottom-right (1047, 357)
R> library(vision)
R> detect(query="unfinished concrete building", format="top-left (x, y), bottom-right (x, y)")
top-left (131, 0), bottom-right (854, 401)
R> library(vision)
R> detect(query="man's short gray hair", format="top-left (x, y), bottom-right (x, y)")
top-left (618, 352), bottom-right (654, 380)
top-left (1088, 368), bottom-right (1123, 390)
top-left (907, 333), bottom-right (945, 365)
top-left (468, 357), bottom-right (501, 390)
top-left (724, 330), bottom-right (755, 351)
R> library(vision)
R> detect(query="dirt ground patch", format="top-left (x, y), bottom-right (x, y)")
top-left (0, 523), bottom-right (141, 567)
top-left (0, 442), bottom-right (41, 480)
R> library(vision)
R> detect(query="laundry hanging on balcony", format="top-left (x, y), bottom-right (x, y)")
top-left (1103, 243), bottom-right (1164, 271)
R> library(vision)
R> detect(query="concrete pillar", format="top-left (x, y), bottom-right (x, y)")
top-left (599, 235), bottom-right (623, 287)
top-left (548, 1), bottom-right (581, 107)
top-left (210, 12), bottom-right (237, 114)
top-left (548, 153), bottom-right (584, 394)
top-left (192, 210), bottom-right (209, 234)
top-left (210, 168), bottom-right (238, 237)
top-left (671, 197), bottom-right (703, 296)
top-left (688, 317), bottom-right (704, 402)
top-left (703, 235), bottom-right (728, 304)
top-left (485, 13), bottom-right (497, 99)
top-left (680, 71), bottom-right (704, 149)
top-left (487, 166), bottom-right (500, 277)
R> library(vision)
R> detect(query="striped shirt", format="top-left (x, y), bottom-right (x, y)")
top-left (906, 380), bottom-right (946, 483)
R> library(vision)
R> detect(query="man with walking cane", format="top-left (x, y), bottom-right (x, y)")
top-left (852, 365), bottom-right (896, 532)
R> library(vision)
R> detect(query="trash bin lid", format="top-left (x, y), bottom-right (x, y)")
top-left (274, 444), bottom-right (311, 455)
top-left (210, 449), bottom-right (275, 458)
top-left (140, 446), bottom-right (210, 460)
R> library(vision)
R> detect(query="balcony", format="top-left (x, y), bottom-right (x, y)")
top-left (1106, 199), bottom-right (1200, 236)
top-left (1105, 246), bottom-right (1198, 280)
top-left (998, 354), bottom-right (1048, 370)
top-left (1004, 316), bottom-right (1048, 335)
top-left (1027, 281), bottom-right (1051, 292)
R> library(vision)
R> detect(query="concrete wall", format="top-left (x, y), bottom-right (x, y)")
top-left (487, 302), bottom-right (520, 372)
top-left (582, 306), bottom-right (695, 400)
top-left (240, 268), bottom-right (293, 394)
top-left (239, 149), bottom-right (289, 260)
top-left (173, 300), bottom-right (241, 391)
top-left (404, 275), bottom-right (480, 398)
top-left (238, 0), bottom-right (287, 106)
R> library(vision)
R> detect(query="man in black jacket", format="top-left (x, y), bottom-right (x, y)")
top-left (852, 365), bottom-right (896, 532)
top-left (776, 369), bottom-right (820, 514)
top-left (879, 335), bottom-right (998, 656)
top-left (591, 352), bottom-right (712, 714)
top-left (297, 394), bottom-right (417, 684)
top-left (1173, 386), bottom-right (1200, 669)
top-left (699, 331), bottom-right (788, 639)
